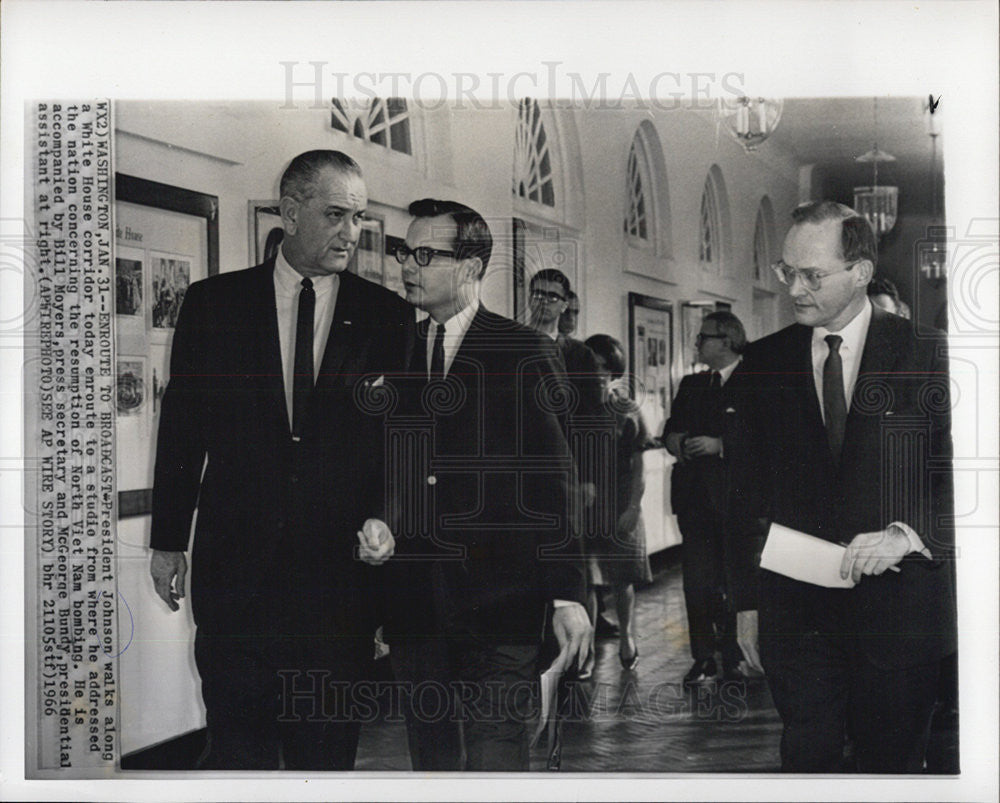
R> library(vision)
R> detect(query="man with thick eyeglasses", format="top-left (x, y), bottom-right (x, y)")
top-left (727, 201), bottom-right (955, 773)
top-left (526, 267), bottom-right (571, 336)
top-left (382, 199), bottom-right (590, 770)
top-left (663, 311), bottom-right (747, 687)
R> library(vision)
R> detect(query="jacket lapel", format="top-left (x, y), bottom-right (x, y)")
top-left (842, 305), bottom-right (899, 465)
top-left (250, 261), bottom-right (291, 434)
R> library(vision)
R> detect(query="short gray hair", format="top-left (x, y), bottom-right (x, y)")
top-left (279, 150), bottom-right (362, 203)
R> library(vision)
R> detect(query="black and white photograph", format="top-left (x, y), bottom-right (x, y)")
top-left (149, 253), bottom-right (191, 332)
top-left (2, 2), bottom-right (998, 802)
top-left (115, 255), bottom-right (143, 318)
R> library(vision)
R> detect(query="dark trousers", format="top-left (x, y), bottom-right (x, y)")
top-left (678, 507), bottom-right (740, 667)
top-left (194, 630), bottom-right (369, 770)
top-left (760, 580), bottom-right (940, 773)
top-left (389, 634), bottom-right (538, 771)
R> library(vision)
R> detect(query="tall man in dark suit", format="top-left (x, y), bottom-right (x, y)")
top-left (382, 199), bottom-right (590, 771)
top-left (148, 150), bottom-right (414, 769)
top-left (728, 201), bottom-right (955, 772)
top-left (663, 310), bottom-right (746, 685)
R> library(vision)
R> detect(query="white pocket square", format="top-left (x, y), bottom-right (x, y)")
top-left (725, 407), bottom-right (736, 414)
top-left (369, 375), bottom-right (385, 387)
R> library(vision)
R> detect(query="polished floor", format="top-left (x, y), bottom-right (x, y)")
top-left (123, 551), bottom-right (957, 773)
top-left (356, 556), bottom-right (763, 772)
top-left (354, 553), bottom-right (958, 773)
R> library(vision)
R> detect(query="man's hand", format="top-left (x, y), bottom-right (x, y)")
top-left (551, 602), bottom-right (592, 673)
top-left (736, 609), bottom-right (763, 673)
top-left (150, 550), bottom-right (187, 612)
top-left (664, 432), bottom-right (687, 460)
top-left (840, 526), bottom-right (908, 584)
top-left (616, 505), bottom-right (640, 535)
top-left (683, 435), bottom-right (722, 458)
top-left (356, 518), bottom-right (395, 566)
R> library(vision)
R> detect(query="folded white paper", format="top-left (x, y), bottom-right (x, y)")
top-left (760, 523), bottom-right (855, 589)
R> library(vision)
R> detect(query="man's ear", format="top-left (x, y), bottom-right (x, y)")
top-left (459, 256), bottom-right (482, 284)
top-left (278, 196), bottom-right (299, 236)
top-left (854, 258), bottom-right (875, 286)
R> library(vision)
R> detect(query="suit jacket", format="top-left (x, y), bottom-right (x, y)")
top-left (663, 370), bottom-right (736, 518)
top-left (382, 306), bottom-right (587, 643)
top-left (727, 305), bottom-right (956, 668)
top-left (150, 261), bottom-right (415, 646)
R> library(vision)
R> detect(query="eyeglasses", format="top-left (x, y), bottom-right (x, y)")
top-left (394, 244), bottom-right (457, 267)
top-left (530, 289), bottom-right (566, 304)
top-left (771, 260), bottom-right (858, 291)
top-left (695, 333), bottom-right (726, 345)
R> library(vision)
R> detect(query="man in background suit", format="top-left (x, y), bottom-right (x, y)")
top-left (728, 201), bottom-right (955, 772)
top-left (663, 310), bottom-right (746, 685)
top-left (382, 199), bottom-right (590, 770)
top-left (149, 150), bottom-right (414, 769)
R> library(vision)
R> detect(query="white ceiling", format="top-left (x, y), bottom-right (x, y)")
top-left (769, 96), bottom-right (939, 168)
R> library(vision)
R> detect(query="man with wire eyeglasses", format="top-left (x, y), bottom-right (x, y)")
top-left (726, 201), bottom-right (955, 772)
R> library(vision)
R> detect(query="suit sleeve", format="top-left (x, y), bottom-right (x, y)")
top-left (663, 375), bottom-right (696, 436)
top-left (150, 280), bottom-right (210, 552)
top-left (723, 356), bottom-right (770, 611)
top-left (524, 344), bottom-right (587, 607)
top-left (920, 333), bottom-right (955, 562)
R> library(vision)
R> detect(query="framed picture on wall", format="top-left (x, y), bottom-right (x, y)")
top-left (627, 292), bottom-right (673, 440)
top-left (347, 215), bottom-right (384, 285)
top-left (249, 200), bottom-right (283, 265)
top-left (115, 174), bottom-right (220, 518)
top-left (681, 301), bottom-right (715, 376)
top-left (681, 299), bottom-right (733, 376)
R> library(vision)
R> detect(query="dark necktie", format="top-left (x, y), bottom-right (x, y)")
top-left (292, 277), bottom-right (315, 439)
top-left (822, 334), bottom-right (847, 464)
top-left (709, 370), bottom-right (721, 391)
top-left (430, 322), bottom-right (445, 380)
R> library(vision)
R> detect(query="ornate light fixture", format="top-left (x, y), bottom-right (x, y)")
top-left (718, 97), bottom-right (784, 152)
top-left (853, 98), bottom-right (899, 238)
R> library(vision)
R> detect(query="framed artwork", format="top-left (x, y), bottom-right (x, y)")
top-left (627, 292), bottom-right (673, 439)
top-left (347, 215), bottom-right (384, 284)
top-left (512, 217), bottom-right (578, 325)
top-left (115, 174), bottom-right (219, 518)
top-left (249, 200), bottom-right (283, 264)
top-left (384, 235), bottom-right (407, 297)
top-left (681, 299), bottom-right (732, 376)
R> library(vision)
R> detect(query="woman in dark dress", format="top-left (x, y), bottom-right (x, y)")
top-left (583, 334), bottom-right (653, 671)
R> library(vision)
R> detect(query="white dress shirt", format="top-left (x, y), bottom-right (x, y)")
top-left (810, 299), bottom-right (929, 556)
top-left (273, 246), bottom-right (340, 428)
top-left (810, 299), bottom-right (872, 424)
top-left (426, 300), bottom-right (480, 379)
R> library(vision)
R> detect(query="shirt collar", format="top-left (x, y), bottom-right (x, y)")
top-left (717, 356), bottom-right (741, 385)
top-left (432, 298), bottom-right (480, 338)
top-left (812, 297), bottom-right (872, 354)
top-left (274, 244), bottom-right (338, 297)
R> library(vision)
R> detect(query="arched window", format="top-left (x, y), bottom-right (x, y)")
top-left (752, 196), bottom-right (776, 282)
top-left (624, 134), bottom-right (650, 242)
top-left (699, 175), bottom-right (720, 270)
top-left (513, 99), bottom-right (555, 207)
top-left (330, 98), bottom-right (412, 155)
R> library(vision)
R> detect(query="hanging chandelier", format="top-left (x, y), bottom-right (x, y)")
top-left (853, 98), bottom-right (899, 238)
top-left (718, 97), bottom-right (784, 152)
